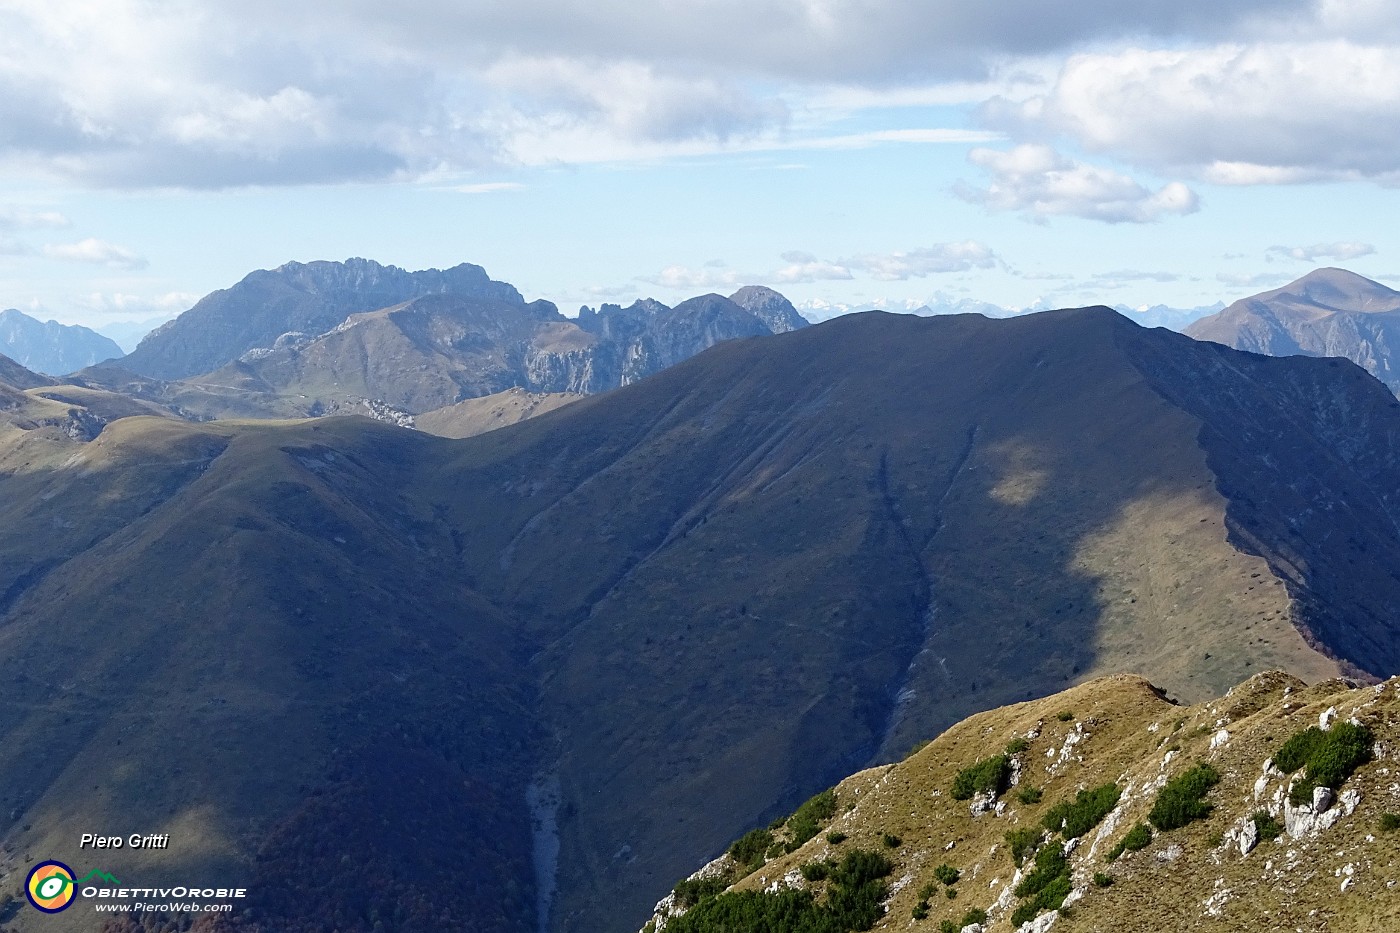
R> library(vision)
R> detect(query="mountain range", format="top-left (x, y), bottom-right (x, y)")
top-left (1187, 268), bottom-right (1400, 394)
top-left (4, 304), bottom-right (1400, 933)
top-left (0, 309), bottom-right (122, 376)
top-left (78, 259), bottom-right (807, 422)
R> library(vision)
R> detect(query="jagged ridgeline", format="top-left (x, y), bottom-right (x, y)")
top-left (645, 673), bottom-right (1400, 933)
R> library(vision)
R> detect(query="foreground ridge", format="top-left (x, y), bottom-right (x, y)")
top-left (646, 672), bottom-right (1400, 933)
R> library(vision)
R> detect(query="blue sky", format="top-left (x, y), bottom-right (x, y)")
top-left (3, 1), bottom-right (1400, 332)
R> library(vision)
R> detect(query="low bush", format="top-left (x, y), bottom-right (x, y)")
top-left (1042, 783), bottom-right (1121, 838)
top-left (1092, 872), bottom-right (1113, 888)
top-left (1251, 810), bottom-right (1283, 841)
top-left (1149, 764), bottom-right (1220, 831)
top-left (800, 860), bottom-right (832, 882)
top-left (951, 754), bottom-right (1010, 801)
top-left (1005, 737), bottom-right (1030, 755)
top-left (728, 828), bottom-right (773, 871)
top-left (1275, 722), bottom-right (1373, 806)
top-left (826, 831), bottom-right (847, 845)
top-left (667, 848), bottom-right (892, 933)
top-left (1056, 711), bottom-right (1075, 722)
top-left (786, 789), bottom-right (840, 851)
top-left (911, 901), bottom-right (929, 921)
top-left (932, 864), bottom-right (960, 885)
top-left (673, 876), bottom-right (731, 908)
top-left (1005, 827), bottom-right (1042, 867)
top-left (1380, 812), bottom-right (1400, 832)
top-left (1105, 823), bottom-right (1152, 862)
top-left (1017, 785), bottom-right (1043, 805)
top-left (945, 887), bottom-right (956, 900)
top-left (960, 907), bottom-right (988, 927)
top-left (1011, 843), bottom-right (1071, 926)
top-left (881, 833), bottom-right (901, 849)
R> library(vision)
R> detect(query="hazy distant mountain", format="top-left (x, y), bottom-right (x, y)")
top-left (4, 307), bottom-right (1399, 933)
top-left (797, 296), bottom-right (1219, 331)
top-left (96, 314), bottom-right (177, 353)
top-left (1187, 268), bottom-right (1400, 393)
top-left (119, 258), bottom-right (524, 380)
top-left (0, 308), bottom-right (123, 375)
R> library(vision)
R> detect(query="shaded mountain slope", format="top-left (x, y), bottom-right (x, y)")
top-left (645, 671), bottom-right (1400, 933)
top-left (2, 309), bottom-right (1399, 933)
top-left (1187, 269), bottom-right (1400, 393)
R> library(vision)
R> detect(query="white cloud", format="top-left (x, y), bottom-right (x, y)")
top-left (845, 242), bottom-right (1000, 280)
top-left (0, 206), bottom-right (69, 229)
top-left (43, 238), bottom-right (148, 270)
top-left (640, 264), bottom-right (745, 291)
top-left (0, 0), bottom-right (1323, 188)
top-left (1265, 242), bottom-right (1376, 262)
top-left (957, 144), bottom-right (1199, 223)
top-left (986, 41), bottom-right (1400, 183)
top-left (1217, 271), bottom-right (1295, 288)
top-left (452, 182), bottom-right (525, 194)
top-left (774, 251), bottom-right (853, 283)
top-left (0, 236), bottom-right (32, 256)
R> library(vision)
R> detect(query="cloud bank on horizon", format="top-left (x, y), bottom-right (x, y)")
top-left (1, 0), bottom-right (1399, 328)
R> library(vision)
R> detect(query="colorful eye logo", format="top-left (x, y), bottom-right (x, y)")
top-left (25, 860), bottom-right (77, 913)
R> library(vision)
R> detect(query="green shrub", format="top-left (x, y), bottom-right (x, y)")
top-left (1005, 827), bottom-right (1042, 867)
top-left (1017, 785), bottom-right (1043, 805)
top-left (786, 789), bottom-right (840, 851)
top-left (1057, 710), bottom-right (1075, 722)
top-left (1042, 783), bottom-right (1121, 838)
top-left (800, 860), bottom-right (832, 882)
top-left (1093, 872), bottom-right (1113, 888)
top-left (673, 876), bottom-right (731, 908)
top-left (881, 833), bottom-right (902, 849)
top-left (728, 828), bottom-right (774, 870)
top-left (1106, 823), bottom-right (1152, 862)
top-left (918, 882), bottom-right (938, 901)
top-left (960, 907), bottom-right (988, 927)
top-left (1149, 764), bottom-right (1220, 831)
top-left (1251, 810), bottom-right (1283, 841)
top-left (911, 902), bottom-right (929, 921)
top-left (1380, 813), bottom-right (1400, 832)
top-left (939, 922), bottom-right (958, 933)
top-left (1005, 737), bottom-right (1030, 754)
top-left (1011, 843), bottom-right (1073, 925)
top-left (932, 864), bottom-right (960, 885)
top-left (668, 848), bottom-right (892, 933)
top-left (951, 754), bottom-right (1010, 800)
top-left (1275, 722), bottom-right (1373, 806)
top-left (945, 887), bottom-right (956, 900)
top-left (826, 830), bottom-right (847, 845)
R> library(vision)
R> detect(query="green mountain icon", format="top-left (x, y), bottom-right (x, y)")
top-left (76, 869), bottom-right (120, 886)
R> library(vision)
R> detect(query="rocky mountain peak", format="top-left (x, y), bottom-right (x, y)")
top-left (728, 285), bottom-right (809, 333)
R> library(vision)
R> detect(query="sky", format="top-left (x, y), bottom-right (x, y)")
top-left (4, 0), bottom-right (1400, 333)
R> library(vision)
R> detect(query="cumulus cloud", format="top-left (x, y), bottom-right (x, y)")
top-left (641, 264), bottom-right (745, 290)
top-left (844, 242), bottom-right (1000, 280)
top-left (986, 42), bottom-right (1400, 183)
top-left (1265, 242), bottom-right (1376, 262)
top-left (0, 0), bottom-right (1330, 188)
top-left (43, 239), bottom-right (148, 270)
top-left (957, 144), bottom-right (1199, 223)
top-left (774, 251), bottom-right (853, 284)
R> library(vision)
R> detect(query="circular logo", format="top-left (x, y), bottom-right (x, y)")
top-left (25, 860), bottom-right (76, 913)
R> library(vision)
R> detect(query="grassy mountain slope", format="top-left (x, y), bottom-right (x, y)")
top-left (1, 308), bottom-right (1399, 933)
top-left (648, 671), bottom-right (1400, 933)
top-left (416, 387), bottom-right (584, 438)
